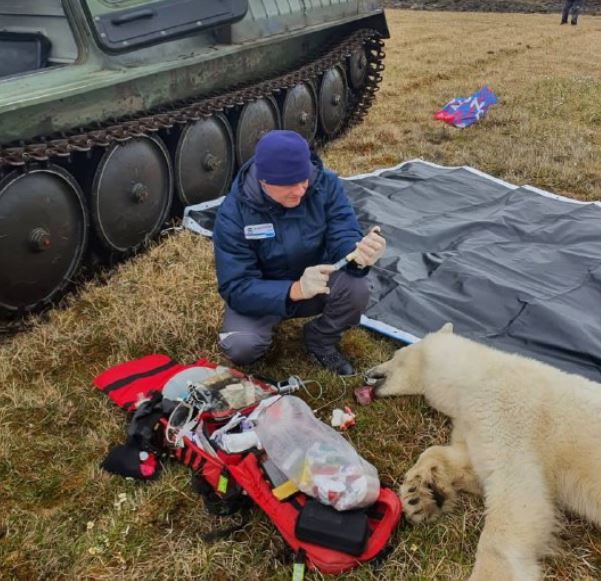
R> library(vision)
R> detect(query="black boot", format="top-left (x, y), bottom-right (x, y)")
top-left (307, 346), bottom-right (354, 376)
top-left (303, 323), bottom-right (354, 376)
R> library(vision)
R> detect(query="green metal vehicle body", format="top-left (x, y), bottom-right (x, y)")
top-left (0, 0), bottom-right (388, 315)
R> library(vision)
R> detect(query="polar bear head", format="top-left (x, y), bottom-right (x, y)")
top-left (367, 322), bottom-right (454, 398)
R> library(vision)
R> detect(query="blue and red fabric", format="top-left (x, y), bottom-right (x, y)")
top-left (434, 86), bottom-right (497, 128)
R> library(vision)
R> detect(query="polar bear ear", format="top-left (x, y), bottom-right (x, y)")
top-left (439, 322), bottom-right (454, 334)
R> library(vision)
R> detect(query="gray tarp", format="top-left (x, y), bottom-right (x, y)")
top-left (184, 160), bottom-right (601, 382)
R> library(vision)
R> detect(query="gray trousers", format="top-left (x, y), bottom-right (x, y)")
top-left (562, 0), bottom-right (582, 22)
top-left (219, 271), bottom-right (370, 365)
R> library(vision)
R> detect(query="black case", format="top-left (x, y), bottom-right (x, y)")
top-left (295, 499), bottom-right (369, 556)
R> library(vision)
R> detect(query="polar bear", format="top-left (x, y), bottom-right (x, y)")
top-left (367, 323), bottom-right (601, 581)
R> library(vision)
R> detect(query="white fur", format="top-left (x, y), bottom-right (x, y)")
top-left (370, 323), bottom-right (601, 581)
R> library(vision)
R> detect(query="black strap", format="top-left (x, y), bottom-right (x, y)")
top-left (103, 359), bottom-right (178, 394)
top-left (370, 544), bottom-right (394, 571)
top-left (192, 473), bottom-right (250, 516)
top-left (199, 509), bottom-right (251, 542)
top-left (366, 507), bottom-right (385, 520)
top-left (223, 483), bottom-right (244, 501)
top-left (286, 494), bottom-right (303, 511)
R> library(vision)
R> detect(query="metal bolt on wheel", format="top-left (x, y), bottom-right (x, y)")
top-left (235, 97), bottom-right (281, 167)
top-left (0, 165), bottom-right (88, 314)
top-left (319, 65), bottom-right (349, 138)
top-left (282, 82), bottom-right (318, 144)
top-left (175, 113), bottom-right (235, 205)
top-left (90, 136), bottom-right (173, 254)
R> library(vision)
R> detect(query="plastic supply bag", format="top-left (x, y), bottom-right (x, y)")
top-left (255, 396), bottom-right (379, 510)
top-left (163, 366), bottom-right (228, 401)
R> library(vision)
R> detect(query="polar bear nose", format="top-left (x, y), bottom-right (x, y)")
top-left (364, 369), bottom-right (386, 388)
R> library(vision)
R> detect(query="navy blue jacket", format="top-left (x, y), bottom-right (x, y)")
top-left (213, 154), bottom-right (366, 317)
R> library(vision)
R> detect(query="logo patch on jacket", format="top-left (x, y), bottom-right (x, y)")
top-left (244, 223), bottom-right (275, 239)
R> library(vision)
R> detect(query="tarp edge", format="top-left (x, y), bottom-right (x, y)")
top-left (342, 159), bottom-right (601, 208)
top-left (360, 315), bottom-right (420, 344)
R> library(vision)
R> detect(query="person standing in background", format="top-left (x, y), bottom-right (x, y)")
top-left (561, 0), bottom-right (583, 25)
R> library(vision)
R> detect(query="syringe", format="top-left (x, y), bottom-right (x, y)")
top-left (331, 226), bottom-right (381, 270)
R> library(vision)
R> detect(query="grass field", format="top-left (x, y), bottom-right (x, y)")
top-left (386, 0), bottom-right (601, 15)
top-left (2, 10), bottom-right (601, 581)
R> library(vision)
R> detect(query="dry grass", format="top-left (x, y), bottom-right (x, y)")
top-left (386, 0), bottom-right (601, 15)
top-left (1, 10), bottom-right (601, 581)
top-left (325, 10), bottom-right (601, 201)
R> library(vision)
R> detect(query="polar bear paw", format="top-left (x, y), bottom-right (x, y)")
top-left (400, 452), bottom-right (458, 524)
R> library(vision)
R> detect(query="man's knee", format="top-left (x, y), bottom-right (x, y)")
top-left (219, 331), bottom-right (271, 365)
top-left (333, 273), bottom-right (371, 312)
top-left (352, 275), bottom-right (372, 310)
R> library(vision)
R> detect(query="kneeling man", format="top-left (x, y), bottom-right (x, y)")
top-left (213, 130), bottom-right (385, 375)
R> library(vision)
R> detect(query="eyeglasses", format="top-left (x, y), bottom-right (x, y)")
top-left (165, 400), bottom-right (204, 448)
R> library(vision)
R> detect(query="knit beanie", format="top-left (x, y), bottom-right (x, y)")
top-left (255, 130), bottom-right (311, 185)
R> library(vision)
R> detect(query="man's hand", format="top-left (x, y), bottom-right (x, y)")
top-left (354, 228), bottom-right (386, 267)
top-left (291, 264), bottom-right (336, 301)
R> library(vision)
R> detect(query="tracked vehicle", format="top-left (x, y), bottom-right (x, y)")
top-left (0, 0), bottom-right (388, 316)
